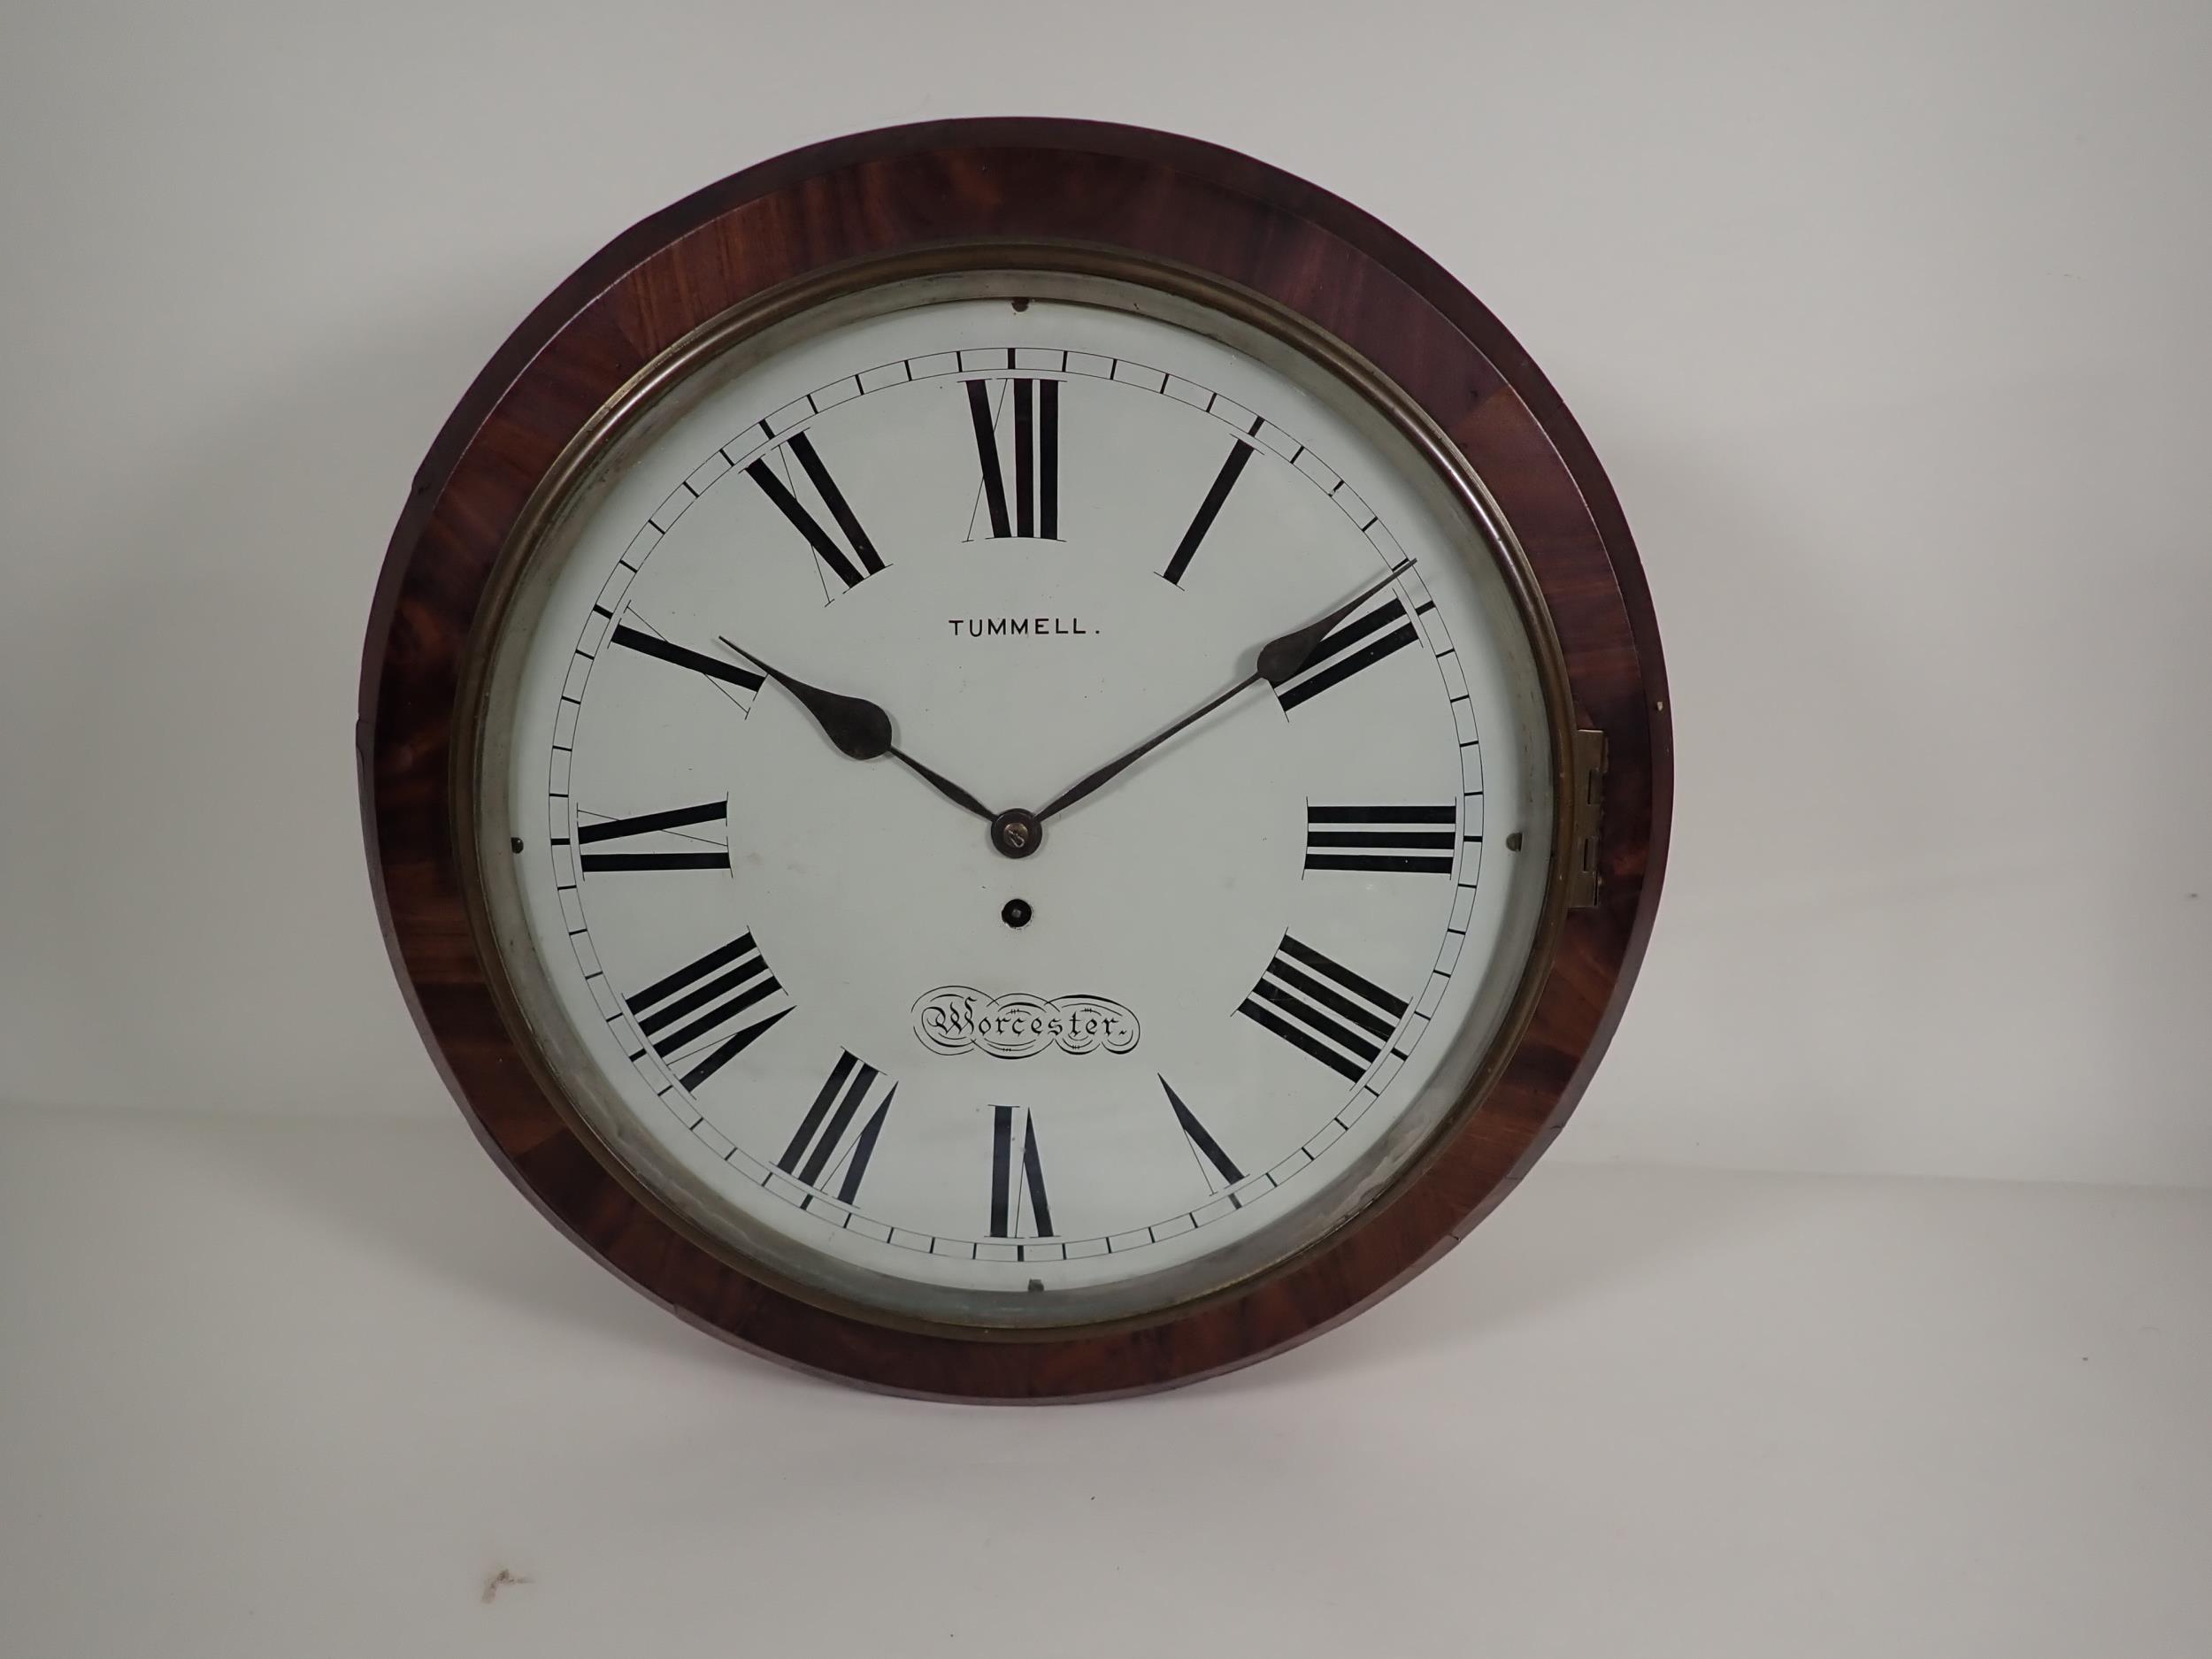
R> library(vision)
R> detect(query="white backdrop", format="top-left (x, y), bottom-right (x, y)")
top-left (3, 0), bottom-right (2207, 1186)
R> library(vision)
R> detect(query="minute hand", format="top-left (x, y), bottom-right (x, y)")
top-left (1034, 559), bottom-right (1412, 824)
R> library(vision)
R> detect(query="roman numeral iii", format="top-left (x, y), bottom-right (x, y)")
top-left (577, 799), bottom-right (729, 872)
top-left (965, 375), bottom-right (1059, 539)
top-left (626, 932), bottom-right (790, 1090)
top-left (988, 1105), bottom-right (1054, 1238)
top-left (1274, 595), bottom-right (1421, 711)
top-left (780, 1051), bottom-right (895, 1203)
top-left (1238, 934), bottom-right (1410, 1082)
top-left (1306, 804), bottom-right (1457, 875)
top-left (747, 432), bottom-right (884, 590)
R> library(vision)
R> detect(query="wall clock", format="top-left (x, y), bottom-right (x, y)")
top-left (359, 119), bottom-right (1671, 1400)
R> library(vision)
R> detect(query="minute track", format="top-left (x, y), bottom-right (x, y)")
top-left (545, 317), bottom-right (1489, 1286)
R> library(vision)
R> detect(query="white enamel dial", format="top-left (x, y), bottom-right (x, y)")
top-left (476, 273), bottom-right (1557, 1326)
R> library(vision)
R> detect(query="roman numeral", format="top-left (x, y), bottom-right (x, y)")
top-left (747, 432), bottom-right (884, 589)
top-left (780, 1051), bottom-right (895, 1203)
top-left (1161, 1076), bottom-right (1242, 1189)
top-left (577, 799), bottom-right (729, 872)
top-left (1275, 595), bottom-right (1421, 712)
top-left (988, 1105), bottom-right (1054, 1238)
top-left (626, 932), bottom-right (790, 1090)
top-left (1162, 438), bottom-right (1256, 585)
top-left (1238, 934), bottom-right (1409, 1082)
top-left (964, 376), bottom-right (1058, 539)
top-left (608, 621), bottom-right (764, 699)
top-left (1306, 804), bottom-right (1457, 875)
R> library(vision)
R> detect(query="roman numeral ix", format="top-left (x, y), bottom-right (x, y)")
top-left (1306, 804), bottom-right (1458, 876)
top-left (1238, 934), bottom-right (1410, 1082)
top-left (780, 1051), bottom-right (895, 1204)
top-left (1274, 595), bottom-right (1421, 712)
top-left (626, 932), bottom-right (790, 1091)
top-left (577, 799), bottom-right (729, 872)
top-left (747, 431), bottom-right (884, 591)
top-left (965, 374), bottom-right (1059, 540)
top-left (988, 1105), bottom-right (1054, 1238)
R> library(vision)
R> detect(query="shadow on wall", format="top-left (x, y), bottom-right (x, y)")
top-left (14, 279), bottom-right (538, 1120)
top-left (165, 1107), bottom-right (726, 1368)
top-left (170, 1104), bottom-right (1805, 1402)
top-left (1563, 394), bottom-right (2212, 1186)
top-left (1204, 1161), bottom-right (1808, 1396)
top-left (1571, 418), bottom-right (1958, 1177)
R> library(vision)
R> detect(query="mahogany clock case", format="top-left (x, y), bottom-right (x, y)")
top-left (358, 119), bottom-right (1671, 1400)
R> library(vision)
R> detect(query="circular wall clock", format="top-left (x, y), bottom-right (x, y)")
top-left (359, 119), bottom-right (1671, 1400)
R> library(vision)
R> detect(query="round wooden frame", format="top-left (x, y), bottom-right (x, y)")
top-left (359, 119), bottom-right (1671, 1400)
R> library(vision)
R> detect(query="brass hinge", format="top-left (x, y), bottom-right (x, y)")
top-left (1568, 728), bottom-right (1607, 910)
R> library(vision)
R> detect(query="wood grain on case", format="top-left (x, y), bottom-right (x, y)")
top-left (360, 119), bottom-right (1671, 1400)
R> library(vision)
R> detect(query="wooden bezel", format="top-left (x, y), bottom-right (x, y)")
top-left (359, 119), bottom-right (1671, 1400)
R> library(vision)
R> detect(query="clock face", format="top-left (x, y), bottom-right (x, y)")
top-left (474, 272), bottom-right (1559, 1328)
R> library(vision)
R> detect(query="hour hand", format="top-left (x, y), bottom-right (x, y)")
top-left (718, 638), bottom-right (996, 823)
top-left (718, 638), bottom-right (889, 758)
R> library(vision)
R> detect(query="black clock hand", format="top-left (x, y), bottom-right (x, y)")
top-left (1035, 559), bottom-right (1413, 823)
top-left (718, 638), bottom-right (997, 823)
top-left (1033, 676), bottom-right (1261, 824)
top-left (1252, 558), bottom-right (1417, 688)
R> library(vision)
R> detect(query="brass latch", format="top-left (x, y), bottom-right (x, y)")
top-left (1568, 728), bottom-right (1606, 910)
